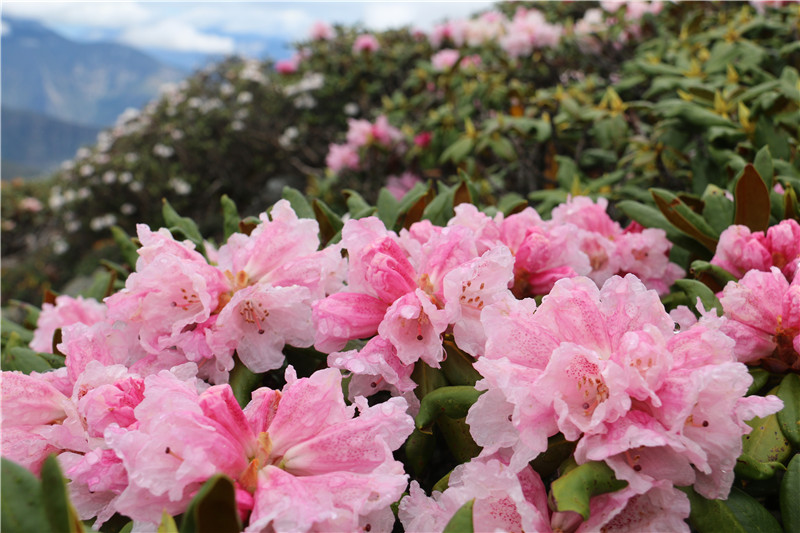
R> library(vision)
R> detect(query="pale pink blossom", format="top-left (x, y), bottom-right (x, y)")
top-left (386, 172), bottom-right (422, 201)
top-left (710, 225), bottom-right (771, 278)
top-left (431, 49), bottom-right (460, 71)
top-left (353, 34), bottom-right (380, 53)
top-left (719, 267), bottom-right (800, 368)
top-left (399, 456), bottom-right (550, 533)
top-left (326, 143), bottom-right (360, 173)
top-left (309, 21), bottom-right (334, 40)
top-left (275, 57), bottom-right (299, 75)
top-left (30, 295), bottom-right (107, 353)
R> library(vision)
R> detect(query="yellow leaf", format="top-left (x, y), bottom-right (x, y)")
top-left (727, 64), bottom-right (739, 84)
top-left (678, 90), bottom-right (694, 102)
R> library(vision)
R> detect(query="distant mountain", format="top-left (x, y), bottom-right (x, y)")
top-left (1, 17), bottom-right (186, 127)
top-left (2, 107), bottom-right (100, 178)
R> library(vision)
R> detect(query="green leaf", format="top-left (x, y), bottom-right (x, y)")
top-left (312, 199), bottom-right (344, 245)
top-left (781, 454), bottom-right (800, 533)
top-left (229, 355), bottom-right (262, 409)
top-left (497, 193), bottom-right (527, 215)
top-left (442, 499), bottom-right (474, 533)
top-left (162, 199), bottom-right (204, 248)
top-left (397, 182), bottom-right (431, 216)
top-left (437, 415), bottom-right (481, 463)
top-left (158, 511), bottom-right (179, 533)
top-left (777, 373), bottom-right (800, 449)
top-left (488, 137), bottom-right (516, 161)
top-left (549, 461), bottom-right (628, 520)
top-left (415, 386), bottom-right (484, 433)
top-left (683, 486), bottom-right (781, 533)
top-left (404, 428), bottom-right (436, 479)
top-left (220, 195), bottom-right (240, 241)
top-left (616, 200), bottom-right (710, 257)
top-left (281, 186), bottom-right (314, 220)
top-left (739, 409), bottom-right (792, 476)
top-left (1, 458), bottom-right (50, 533)
top-left (651, 189), bottom-right (719, 251)
top-left (422, 185), bottom-right (455, 227)
top-left (441, 340), bottom-right (482, 386)
top-left (377, 188), bottom-right (400, 229)
top-left (746, 367), bottom-right (770, 396)
top-left (753, 146), bottom-right (774, 190)
top-left (701, 185), bottom-right (734, 234)
top-left (440, 137), bottom-right (475, 164)
top-left (530, 434), bottom-right (578, 480)
top-left (734, 452), bottom-right (785, 480)
top-left (2, 341), bottom-right (52, 374)
top-left (675, 279), bottom-right (723, 315)
top-left (110, 226), bottom-right (139, 270)
top-left (179, 475), bottom-right (240, 533)
top-left (344, 189), bottom-right (372, 217)
top-left (734, 164), bottom-right (771, 233)
top-left (411, 361), bottom-right (448, 401)
top-left (1, 317), bottom-right (34, 344)
top-left (41, 455), bottom-right (83, 533)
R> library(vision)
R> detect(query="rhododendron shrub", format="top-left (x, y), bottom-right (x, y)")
top-left (4, 182), bottom-right (797, 533)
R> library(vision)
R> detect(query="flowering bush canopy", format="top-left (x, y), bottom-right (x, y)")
top-left (2, 1), bottom-right (800, 533)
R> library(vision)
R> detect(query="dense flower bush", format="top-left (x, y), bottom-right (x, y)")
top-left (2, 1), bottom-right (800, 532)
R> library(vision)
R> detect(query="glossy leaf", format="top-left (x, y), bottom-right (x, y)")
top-left (738, 409), bottom-right (792, 479)
top-left (442, 499), bottom-right (474, 533)
top-left (746, 367), bottom-right (771, 396)
top-left (781, 454), bottom-right (800, 533)
top-left (753, 146), bottom-right (774, 190)
top-left (549, 461), bottom-right (628, 520)
top-left (675, 279), bottom-right (723, 316)
top-left (110, 225), bottom-right (140, 270)
top-left (220, 194), bottom-right (240, 242)
top-left (651, 188), bottom-right (719, 251)
top-left (162, 198), bottom-right (204, 248)
top-left (441, 339), bottom-right (482, 386)
top-left (229, 354), bottom-right (262, 408)
top-left (41, 455), bottom-right (83, 533)
top-left (777, 373), bottom-right (800, 449)
top-left (734, 164), bottom-right (771, 233)
top-left (158, 511), bottom-right (179, 533)
top-left (701, 185), bottom-right (734, 234)
top-left (404, 428), bottom-right (436, 480)
top-left (179, 475), bottom-right (240, 533)
top-left (281, 186), bottom-right (315, 220)
top-left (416, 386), bottom-right (484, 433)
top-left (0, 458), bottom-right (50, 533)
top-left (312, 198), bottom-right (344, 245)
top-left (682, 486), bottom-right (782, 533)
top-left (376, 188), bottom-right (400, 229)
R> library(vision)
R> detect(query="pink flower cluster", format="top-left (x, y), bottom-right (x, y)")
top-left (2, 194), bottom-right (788, 532)
top-left (430, 49), bottom-right (482, 72)
top-left (353, 34), bottom-right (380, 54)
top-left (459, 274), bottom-right (782, 530)
top-left (326, 115), bottom-right (404, 173)
top-left (711, 219), bottom-right (800, 280)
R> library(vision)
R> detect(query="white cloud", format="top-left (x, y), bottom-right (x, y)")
top-left (1, 20), bottom-right (10, 36)
top-left (363, 2), bottom-right (494, 31)
top-left (3, 1), bottom-right (151, 28)
top-left (118, 20), bottom-right (235, 54)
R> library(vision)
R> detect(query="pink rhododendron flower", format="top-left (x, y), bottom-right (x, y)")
top-left (399, 456), bottom-right (550, 533)
top-left (106, 367), bottom-right (413, 532)
top-left (719, 266), bottom-right (800, 370)
top-left (712, 220), bottom-right (800, 280)
top-left (326, 143), bottom-right (360, 173)
top-left (309, 21), bottom-right (334, 40)
top-left (275, 54), bottom-right (300, 74)
top-left (469, 274), bottom-right (783, 497)
top-left (431, 49), bottom-right (460, 70)
top-left (386, 172), bottom-right (422, 201)
top-left (353, 34), bottom-right (380, 53)
top-left (413, 131), bottom-right (432, 148)
top-left (30, 294), bottom-right (107, 353)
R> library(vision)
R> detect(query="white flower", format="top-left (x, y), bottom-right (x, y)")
top-left (153, 144), bottom-right (175, 158)
top-left (168, 177), bottom-right (191, 195)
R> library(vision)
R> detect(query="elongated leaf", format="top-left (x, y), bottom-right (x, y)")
top-left (281, 186), bottom-right (314, 220)
top-left (220, 195), bottom-right (240, 241)
top-left (229, 355), bottom-right (262, 408)
top-left (682, 486), bottom-right (781, 533)
top-left (734, 164), bottom-right (770, 232)
top-left (110, 226), bottom-right (139, 269)
top-left (437, 415), bottom-right (481, 463)
top-left (377, 188), bottom-right (400, 229)
top-left (753, 146), bottom-right (774, 190)
top-left (404, 428), bottom-right (436, 479)
top-left (530, 434), bottom-right (578, 480)
top-left (689, 260), bottom-right (737, 286)
top-left (162, 199), bottom-right (203, 247)
top-left (443, 499), bottom-right (474, 533)
top-left (312, 199), bottom-right (344, 245)
top-left (440, 137), bottom-right (475, 164)
top-left (739, 409), bottom-right (792, 478)
top-left (701, 185), bottom-right (734, 234)
top-left (777, 374), bottom-right (800, 448)
top-left (675, 279), bottom-right (723, 315)
top-left (411, 361), bottom-right (448, 401)
top-left (158, 511), bottom-right (179, 533)
top-left (549, 461), bottom-right (628, 520)
top-left (441, 339), bottom-right (482, 386)
top-left (179, 475), bottom-right (240, 533)
top-left (734, 452), bottom-right (785, 480)
top-left (746, 368), bottom-right (770, 396)
top-left (781, 454), bottom-right (800, 533)
top-left (1, 458), bottom-right (50, 533)
top-left (41, 455), bottom-right (83, 533)
top-left (2, 340), bottom-right (52, 374)
top-left (344, 189), bottom-right (372, 217)
top-left (416, 386), bottom-right (484, 433)
top-left (651, 189), bottom-right (719, 251)
top-left (422, 184), bottom-right (455, 227)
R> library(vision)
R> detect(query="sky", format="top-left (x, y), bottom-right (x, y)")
top-left (1, 1), bottom-right (494, 59)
